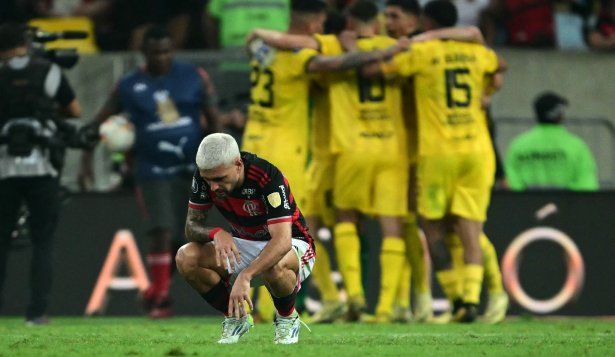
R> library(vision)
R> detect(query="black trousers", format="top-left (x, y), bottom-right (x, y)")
top-left (0, 176), bottom-right (60, 319)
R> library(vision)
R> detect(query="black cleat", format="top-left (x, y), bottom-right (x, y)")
top-left (452, 299), bottom-right (464, 315)
top-left (453, 303), bottom-right (478, 323)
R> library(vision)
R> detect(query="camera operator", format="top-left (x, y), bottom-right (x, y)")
top-left (0, 23), bottom-right (82, 325)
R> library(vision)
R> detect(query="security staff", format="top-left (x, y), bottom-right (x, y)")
top-left (0, 23), bottom-right (82, 325)
top-left (505, 92), bottom-right (599, 191)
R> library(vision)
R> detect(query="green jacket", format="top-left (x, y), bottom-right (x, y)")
top-left (208, 0), bottom-right (290, 48)
top-left (504, 124), bottom-right (599, 191)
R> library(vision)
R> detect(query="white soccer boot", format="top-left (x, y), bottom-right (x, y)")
top-left (218, 314), bottom-right (254, 344)
top-left (274, 311), bottom-right (310, 344)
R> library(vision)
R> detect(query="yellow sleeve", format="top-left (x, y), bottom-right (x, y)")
top-left (314, 34), bottom-right (343, 56)
top-left (381, 50), bottom-right (416, 77)
top-left (290, 47), bottom-right (319, 77)
top-left (481, 47), bottom-right (499, 74)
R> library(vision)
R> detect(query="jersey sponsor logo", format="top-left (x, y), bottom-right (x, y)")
top-left (267, 192), bottom-right (282, 208)
top-left (255, 229), bottom-right (269, 238)
top-left (242, 200), bottom-right (262, 216)
top-left (242, 188), bottom-right (256, 196)
top-left (230, 223), bottom-right (269, 239)
top-left (157, 136), bottom-right (188, 159)
top-left (279, 185), bottom-right (290, 210)
top-left (133, 83), bottom-right (148, 92)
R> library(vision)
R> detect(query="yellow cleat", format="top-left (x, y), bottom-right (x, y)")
top-left (479, 292), bottom-right (509, 324)
top-left (413, 293), bottom-right (434, 323)
top-left (391, 305), bottom-right (412, 323)
top-left (429, 311), bottom-right (452, 324)
top-left (310, 301), bottom-right (347, 324)
top-left (360, 313), bottom-right (391, 324)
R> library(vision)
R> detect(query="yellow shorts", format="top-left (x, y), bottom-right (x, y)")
top-left (417, 151), bottom-right (495, 221)
top-left (302, 155), bottom-right (336, 226)
top-left (334, 152), bottom-right (408, 217)
top-left (242, 136), bottom-right (308, 208)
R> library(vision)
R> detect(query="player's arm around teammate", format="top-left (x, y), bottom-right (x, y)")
top-left (247, 29), bottom-right (410, 73)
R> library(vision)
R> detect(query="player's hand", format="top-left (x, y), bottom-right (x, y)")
top-left (228, 273), bottom-right (253, 319)
top-left (396, 37), bottom-right (412, 52)
top-left (212, 229), bottom-right (241, 273)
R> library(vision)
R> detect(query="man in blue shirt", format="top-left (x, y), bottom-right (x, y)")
top-left (79, 26), bottom-right (222, 317)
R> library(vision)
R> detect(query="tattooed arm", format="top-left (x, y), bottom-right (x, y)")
top-left (184, 208), bottom-right (216, 243)
top-left (306, 40), bottom-right (408, 73)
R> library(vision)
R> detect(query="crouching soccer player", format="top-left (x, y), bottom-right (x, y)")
top-left (176, 133), bottom-right (315, 344)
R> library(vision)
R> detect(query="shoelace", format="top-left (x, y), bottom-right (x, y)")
top-left (274, 315), bottom-right (312, 340)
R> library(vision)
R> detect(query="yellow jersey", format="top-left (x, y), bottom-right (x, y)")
top-left (320, 35), bottom-right (406, 156)
top-left (384, 40), bottom-right (498, 155)
top-left (243, 47), bottom-right (319, 153)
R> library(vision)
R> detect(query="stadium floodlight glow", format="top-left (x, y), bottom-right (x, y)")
top-left (502, 227), bottom-right (585, 314)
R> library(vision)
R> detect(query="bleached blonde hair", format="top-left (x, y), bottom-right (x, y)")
top-left (195, 133), bottom-right (240, 170)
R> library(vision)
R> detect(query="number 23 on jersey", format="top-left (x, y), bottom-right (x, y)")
top-left (250, 64), bottom-right (275, 108)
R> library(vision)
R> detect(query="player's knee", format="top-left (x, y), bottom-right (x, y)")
top-left (175, 242), bottom-right (201, 277)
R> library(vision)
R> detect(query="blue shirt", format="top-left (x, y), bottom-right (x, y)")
top-left (117, 61), bottom-right (205, 181)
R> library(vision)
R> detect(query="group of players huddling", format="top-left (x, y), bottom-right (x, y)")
top-left (177, 0), bottom-right (510, 345)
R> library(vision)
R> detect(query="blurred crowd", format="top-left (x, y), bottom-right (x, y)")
top-left (1, 0), bottom-right (614, 51)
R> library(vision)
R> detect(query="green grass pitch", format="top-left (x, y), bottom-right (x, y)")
top-left (1, 317), bottom-right (613, 356)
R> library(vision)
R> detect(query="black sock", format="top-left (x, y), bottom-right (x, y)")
top-left (201, 280), bottom-right (229, 315)
top-left (272, 288), bottom-right (297, 317)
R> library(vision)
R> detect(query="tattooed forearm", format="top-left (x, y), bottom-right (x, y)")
top-left (184, 208), bottom-right (213, 243)
top-left (308, 44), bottom-right (403, 73)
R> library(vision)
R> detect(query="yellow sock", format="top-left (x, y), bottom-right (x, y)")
top-left (395, 260), bottom-right (411, 310)
top-left (311, 240), bottom-right (339, 302)
top-left (436, 269), bottom-right (462, 301)
top-left (257, 285), bottom-right (275, 321)
top-left (446, 233), bottom-right (465, 301)
top-left (405, 212), bottom-right (430, 294)
top-left (463, 264), bottom-right (484, 304)
top-left (333, 222), bottom-right (364, 304)
top-left (375, 237), bottom-right (406, 317)
top-left (481, 233), bottom-right (504, 294)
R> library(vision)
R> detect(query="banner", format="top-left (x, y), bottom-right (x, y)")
top-left (2, 191), bottom-right (613, 316)
top-left (484, 191), bottom-right (615, 316)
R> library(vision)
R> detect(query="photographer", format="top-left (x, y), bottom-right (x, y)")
top-left (0, 23), bottom-right (82, 325)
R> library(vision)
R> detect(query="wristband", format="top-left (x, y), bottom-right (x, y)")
top-left (209, 227), bottom-right (222, 241)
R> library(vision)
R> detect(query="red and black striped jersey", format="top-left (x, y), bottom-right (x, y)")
top-left (188, 152), bottom-right (313, 248)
